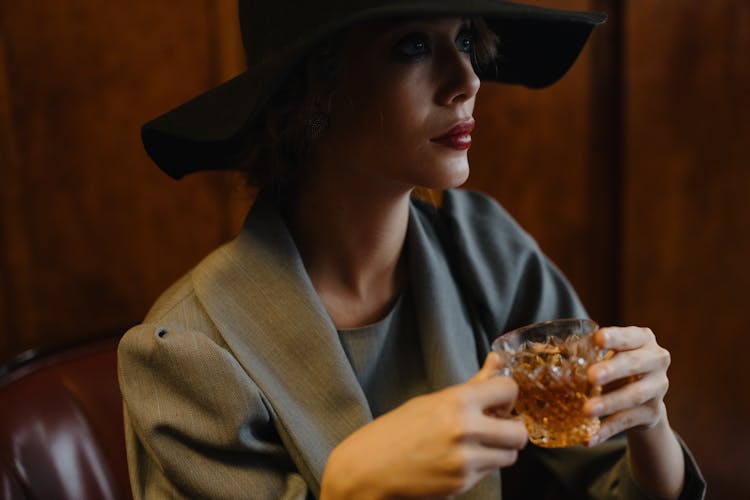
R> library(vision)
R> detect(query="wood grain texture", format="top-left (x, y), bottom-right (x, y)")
top-left (1, 0), bottom-right (745, 495)
top-left (0, 0), bottom-right (247, 361)
top-left (0, 28), bottom-right (35, 359)
top-left (468, 0), bottom-right (620, 327)
top-left (624, 0), bottom-right (750, 496)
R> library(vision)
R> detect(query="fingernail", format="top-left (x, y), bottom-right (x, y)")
top-left (592, 367), bottom-right (607, 385)
top-left (602, 329), bottom-right (610, 341)
top-left (597, 329), bottom-right (609, 346)
top-left (587, 400), bottom-right (604, 416)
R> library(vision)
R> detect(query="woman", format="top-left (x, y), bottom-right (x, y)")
top-left (119, 1), bottom-right (705, 498)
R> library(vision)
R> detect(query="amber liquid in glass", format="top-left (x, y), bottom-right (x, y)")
top-left (510, 341), bottom-right (602, 448)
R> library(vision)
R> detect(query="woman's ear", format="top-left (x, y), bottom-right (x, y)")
top-left (300, 50), bottom-right (338, 140)
top-left (303, 34), bottom-right (345, 112)
top-left (306, 65), bottom-right (336, 112)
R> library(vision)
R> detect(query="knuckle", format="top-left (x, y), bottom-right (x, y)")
top-left (440, 466), bottom-right (468, 495)
top-left (659, 348), bottom-right (671, 368)
top-left (597, 398), bottom-right (611, 416)
top-left (447, 479), bottom-right (469, 496)
top-left (597, 422), bottom-right (612, 441)
top-left (448, 414), bottom-right (473, 442)
top-left (647, 402), bottom-right (661, 420)
top-left (497, 376), bottom-right (519, 400)
top-left (449, 385), bottom-right (474, 410)
top-left (498, 449), bottom-right (518, 468)
top-left (444, 449), bottom-right (473, 487)
top-left (638, 403), bottom-right (659, 428)
top-left (443, 450), bottom-right (461, 474)
top-left (659, 375), bottom-right (670, 397)
top-left (454, 448), bottom-right (472, 473)
top-left (643, 327), bottom-right (656, 342)
top-left (617, 412), bottom-right (636, 433)
top-left (620, 413), bottom-right (635, 430)
top-left (515, 434), bottom-right (528, 450)
top-left (631, 383), bottom-right (647, 405)
top-left (511, 420), bottom-right (529, 447)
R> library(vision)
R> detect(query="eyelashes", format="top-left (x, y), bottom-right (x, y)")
top-left (455, 31), bottom-right (474, 54)
top-left (393, 33), bottom-right (430, 59)
top-left (392, 29), bottom-right (475, 60)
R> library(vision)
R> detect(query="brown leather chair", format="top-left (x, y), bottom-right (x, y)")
top-left (0, 337), bottom-right (131, 499)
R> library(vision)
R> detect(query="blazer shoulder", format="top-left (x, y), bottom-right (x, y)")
top-left (438, 189), bottom-right (537, 249)
top-left (424, 188), bottom-right (586, 333)
top-left (136, 263), bottom-right (224, 346)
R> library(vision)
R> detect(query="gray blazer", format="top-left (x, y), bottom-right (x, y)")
top-left (118, 190), bottom-right (704, 499)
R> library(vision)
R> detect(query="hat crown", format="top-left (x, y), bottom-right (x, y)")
top-left (144, 0), bottom-right (605, 179)
top-left (238, 0), bottom-right (488, 67)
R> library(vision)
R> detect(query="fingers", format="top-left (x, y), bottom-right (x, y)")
top-left (470, 445), bottom-right (522, 471)
top-left (474, 415), bottom-right (528, 450)
top-left (588, 345), bottom-right (671, 386)
top-left (595, 326), bottom-right (655, 351)
top-left (465, 353), bottom-right (518, 416)
top-left (455, 417), bottom-right (526, 472)
top-left (584, 372), bottom-right (669, 418)
top-left (587, 401), bottom-right (665, 446)
top-left (470, 352), bottom-right (505, 383)
top-left (584, 326), bottom-right (673, 445)
top-left (468, 375), bottom-right (518, 414)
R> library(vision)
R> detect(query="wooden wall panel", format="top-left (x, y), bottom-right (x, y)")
top-left (469, 0), bottom-right (621, 326)
top-left (0, 0), bottom-right (248, 363)
top-left (624, 1), bottom-right (750, 496)
top-left (0, 26), bottom-right (30, 361)
top-left (2, 1), bottom-right (745, 496)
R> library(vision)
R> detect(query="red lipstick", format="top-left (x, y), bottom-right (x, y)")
top-left (430, 119), bottom-right (475, 150)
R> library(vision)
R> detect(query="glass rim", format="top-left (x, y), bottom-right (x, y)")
top-left (492, 317), bottom-right (599, 350)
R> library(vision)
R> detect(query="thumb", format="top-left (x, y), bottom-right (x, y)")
top-left (471, 351), bottom-right (505, 383)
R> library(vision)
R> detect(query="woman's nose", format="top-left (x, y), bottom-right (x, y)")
top-left (435, 48), bottom-right (481, 106)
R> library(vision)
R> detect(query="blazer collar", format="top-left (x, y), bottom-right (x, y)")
top-left (406, 203), bottom-right (482, 391)
top-left (191, 194), bottom-right (481, 494)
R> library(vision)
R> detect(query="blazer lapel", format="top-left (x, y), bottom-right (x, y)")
top-left (190, 196), bottom-right (484, 494)
top-left (407, 203), bottom-right (483, 391)
top-left (407, 204), bottom-right (503, 498)
top-left (191, 194), bottom-right (371, 494)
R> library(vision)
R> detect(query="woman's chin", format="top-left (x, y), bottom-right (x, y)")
top-left (425, 161), bottom-right (470, 190)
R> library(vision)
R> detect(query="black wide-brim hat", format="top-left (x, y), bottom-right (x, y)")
top-left (143, 0), bottom-right (606, 179)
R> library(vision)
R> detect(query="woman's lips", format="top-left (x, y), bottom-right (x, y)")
top-left (430, 120), bottom-right (475, 150)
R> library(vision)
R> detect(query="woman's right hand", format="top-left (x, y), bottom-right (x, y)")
top-left (320, 352), bottom-right (527, 499)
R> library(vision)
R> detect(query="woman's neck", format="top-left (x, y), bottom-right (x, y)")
top-left (287, 176), bottom-right (411, 329)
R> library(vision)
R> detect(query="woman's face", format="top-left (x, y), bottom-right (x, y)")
top-left (315, 17), bottom-right (481, 195)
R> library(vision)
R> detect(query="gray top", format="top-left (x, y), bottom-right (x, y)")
top-left (336, 290), bottom-right (503, 499)
top-left (337, 290), bottom-right (429, 419)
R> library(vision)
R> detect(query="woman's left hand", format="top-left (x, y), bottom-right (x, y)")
top-left (583, 326), bottom-right (687, 498)
top-left (583, 326), bottom-right (671, 446)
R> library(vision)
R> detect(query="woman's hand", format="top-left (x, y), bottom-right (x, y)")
top-left (584, 326), bottom-right (671, 443)
top-left (584, 326), bottom-right (685, 499)
top-left (320, 352), bottom-right (527, 500)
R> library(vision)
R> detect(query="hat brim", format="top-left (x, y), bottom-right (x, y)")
top-left (143, 0), bottom-right (606, 179)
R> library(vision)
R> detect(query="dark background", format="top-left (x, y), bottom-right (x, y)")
top-left (1, 0), bottom-right (747, 497)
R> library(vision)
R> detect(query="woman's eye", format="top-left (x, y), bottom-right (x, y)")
top-left (394, 33), bottom-right (430, 58)
top-left (456, 31), bottom-right (474, 54)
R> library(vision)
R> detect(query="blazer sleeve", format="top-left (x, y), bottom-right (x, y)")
top-left (118, 323), bottom-right (310, 500)
top-left (437, 189), bottom-right (706, 499)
